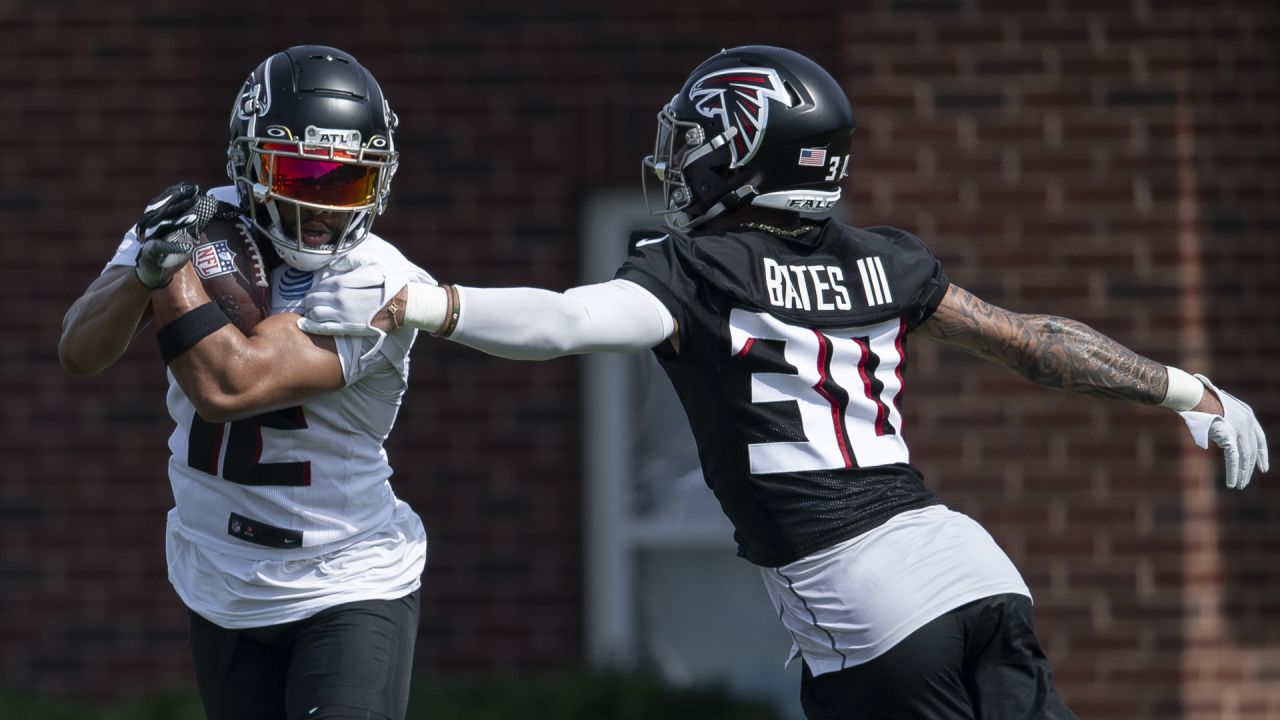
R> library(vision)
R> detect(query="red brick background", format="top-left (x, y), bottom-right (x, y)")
top-left (2, 2), bottom-right (1277, 717)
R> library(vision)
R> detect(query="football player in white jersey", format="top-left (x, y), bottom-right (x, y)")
top-left (302, 46), bottom-right (1268, 719)
top-left (59, 46), bottom-right (432, 720)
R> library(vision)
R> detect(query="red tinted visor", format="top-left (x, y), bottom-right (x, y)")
top-left (258, 144), bottom-right (380, 207)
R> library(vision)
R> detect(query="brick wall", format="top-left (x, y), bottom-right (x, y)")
top-left (2, 1), bottom-right (1276, 716)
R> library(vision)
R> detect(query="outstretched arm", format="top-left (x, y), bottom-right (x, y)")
top-left (300, 278), bottom-right (677, 359)
top-left (917, 284), bottom-right (1214, 409)
top-left (918, 283), bottom-right (1267, 487)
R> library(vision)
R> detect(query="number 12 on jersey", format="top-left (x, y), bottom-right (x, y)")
top-left (187, 407), bottom-right (312, 486)
top-left (730, 309), bottom-right (910, 475)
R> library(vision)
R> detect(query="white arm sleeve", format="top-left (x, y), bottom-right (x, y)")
top-left (449, 279), bottom-right (676, 360)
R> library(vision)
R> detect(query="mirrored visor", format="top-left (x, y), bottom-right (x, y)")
top-left (258, 143), bottom-right (379, 208)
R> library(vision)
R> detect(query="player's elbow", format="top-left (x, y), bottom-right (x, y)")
top-left (186, 388), bottom-right (240, 424)
top-left (57, 336), bottom-right (111, 377)
top-left (188, 390), bottom-right (263, 424)
top-left (58, 346), bottom-right (95, 376)
top-left (179, 366), bottom-right (269, 423)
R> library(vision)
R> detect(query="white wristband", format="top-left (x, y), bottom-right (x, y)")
top-left (403, 282), bottom-right (449, 334)
top-left (1161, 366), bottom-right (1205, 411)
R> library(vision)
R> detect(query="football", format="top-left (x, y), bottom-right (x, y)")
top-left (190, 217), bottom-right (272, 332)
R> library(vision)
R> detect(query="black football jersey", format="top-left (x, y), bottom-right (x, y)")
top-left (615, 219), bottom-right (951, 567)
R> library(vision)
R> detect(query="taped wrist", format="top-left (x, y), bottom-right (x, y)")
top-left (1161, 366), bottom-right (1206, 411)
top-left (157, 303), bottom-right (230, 364)
top-left (403, 282), bottom-right (454, 336)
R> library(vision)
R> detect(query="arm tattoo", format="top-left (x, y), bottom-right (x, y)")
top-left (918, 285), bottom-right (1168, 404)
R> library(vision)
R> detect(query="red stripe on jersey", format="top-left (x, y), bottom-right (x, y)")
top-left (252, 426), bottom-right (263, 465)
top-left (854, 337), bottom-right (888, 436)
top-left (208, 423), bottom-right (225, 476)
top-left (735, 337), bottom-right (756, 358)
top-left (892, 316), bottom-right (907, 413)
top-left (812, 330), bottom-right (853, 468)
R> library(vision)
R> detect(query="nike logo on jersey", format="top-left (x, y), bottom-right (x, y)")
top-left (762, 258), bottom-right (852, 311)
top-left (635, 235), bottom-right (668, 248)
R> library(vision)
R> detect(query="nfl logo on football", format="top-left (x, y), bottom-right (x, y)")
top-left (194, 240), bottom-right (237, 279)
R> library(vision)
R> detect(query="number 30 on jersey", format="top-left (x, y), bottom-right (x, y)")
top-left (730, 309), bottom-right (910, 475)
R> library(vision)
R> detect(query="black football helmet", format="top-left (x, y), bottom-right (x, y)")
top-left (643, 45), bottom-right (855, 230)
top-left (226, 45), bottom-right (399, 271)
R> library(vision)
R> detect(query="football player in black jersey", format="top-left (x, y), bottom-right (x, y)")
top-left (303, 45), bottom-right (1268, 719)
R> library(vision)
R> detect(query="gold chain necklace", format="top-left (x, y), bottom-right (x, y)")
top-left (739, 221), bottom-right (812, 238)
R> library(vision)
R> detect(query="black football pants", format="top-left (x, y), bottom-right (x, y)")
top-left (188, 589), bottom-right (420, 720)
top-left (800, 593), bottom-right (1077, 720)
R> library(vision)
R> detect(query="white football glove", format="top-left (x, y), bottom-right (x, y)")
top-left (296, 262), bottom-right (413, 337)
top-left (135, 236), bottom-right (196, 290)
top-left (1177, 374), bottom-right (1270, 489)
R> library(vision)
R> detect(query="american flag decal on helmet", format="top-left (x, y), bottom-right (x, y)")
top-left (689, 67), bottom-right (793, 169)
top-left (798, 147), bottom-right (827, 167)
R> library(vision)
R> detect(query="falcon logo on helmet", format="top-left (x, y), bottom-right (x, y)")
top-left (234, 60), bottom-right (273, 124)
top-left (688, 68), bottom-right (793, 168)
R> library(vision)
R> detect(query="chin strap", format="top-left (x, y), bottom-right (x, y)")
top-left (681, 126), bottom-right (738, 169)
top-left (672, 185), bottom-right (758, 230)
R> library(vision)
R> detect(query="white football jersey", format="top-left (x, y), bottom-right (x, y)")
top-left (110, 185), bottom-right (433, 628)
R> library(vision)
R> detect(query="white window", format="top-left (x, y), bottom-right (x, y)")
top-left (581, 193), bottom-right (805, 719)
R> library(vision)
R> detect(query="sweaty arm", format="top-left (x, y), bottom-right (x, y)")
top-left (59, 265), bottom-right (155, 376)
top-left (364, 279), bottom-right (677, 360)
top-left (153, 264), bottom-right (345, 422)
top-left (61, 183), bottom-right (234, 376)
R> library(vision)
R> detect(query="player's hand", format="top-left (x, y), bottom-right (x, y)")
top-left (1177, 374), bottom-right (1270, 489)
top-left (134, 183), bottom-right (204, 289)
top-left (134, 188), bottom-right (240, 289)
top-left (297, 263), bottom-right (407, 337)
top-left (135, 236), bottom-right (196, 290)
top-left (136, 182), bottom-right (202, 244)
